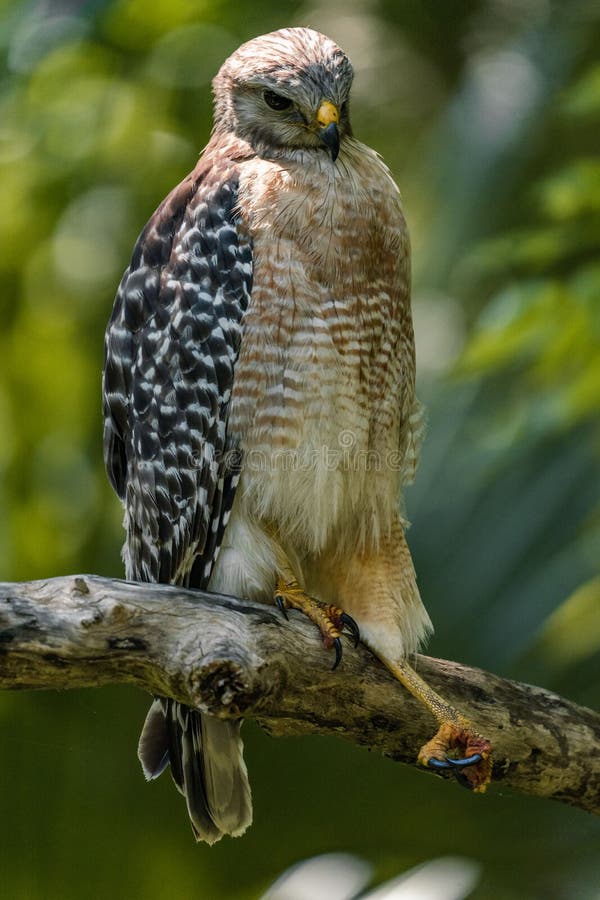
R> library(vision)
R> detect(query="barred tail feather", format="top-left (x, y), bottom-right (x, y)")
top-left (138, 698), bottom-right (170, 781)
top-left (197, 715), bottom-right (253, 838)
top-left (137, 699), bottom-right (252, 844)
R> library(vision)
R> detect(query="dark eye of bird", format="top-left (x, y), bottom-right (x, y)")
top-left (263, 90), bottom-right (292, 111)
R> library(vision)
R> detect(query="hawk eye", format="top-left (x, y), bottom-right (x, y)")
top-left (263, 90), bottom-right (292, 111)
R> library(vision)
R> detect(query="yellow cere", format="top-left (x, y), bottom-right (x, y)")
top-left (316, 100), bottom-right (339, 127)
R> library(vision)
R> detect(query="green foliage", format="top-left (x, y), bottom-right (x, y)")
top-left (457, 65), bottom-right (600, 430)
top-left (533, 575), bottom-right (600, 669)
top-left (0, 2), bottom-right (599, 898)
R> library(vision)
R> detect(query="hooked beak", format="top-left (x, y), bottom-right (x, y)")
top-left (316, 100), bottom-right (340, 162)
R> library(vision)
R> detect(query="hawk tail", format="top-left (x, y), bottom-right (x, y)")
top-left (138, 699), bottom-right (252, 844)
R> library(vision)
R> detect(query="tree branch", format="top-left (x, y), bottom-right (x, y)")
top-left (1, 574), bottom-right (598, 815)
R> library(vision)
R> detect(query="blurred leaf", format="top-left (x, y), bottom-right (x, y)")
top-left (562, 62), bottom-right (600, 117)
top-left (458, 280), bottom-right (563, 374)
top-left (145, 23), bottom-right (237, 87)
top-left (104, 0), bottom-right (219, 51)
top-left (530, 576), bottom-right (600, 670)
top-left (537, 159), bottom-right (600, 220)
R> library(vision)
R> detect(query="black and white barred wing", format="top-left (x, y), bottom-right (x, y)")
top-left (102, 161), bottom-right (253, 586)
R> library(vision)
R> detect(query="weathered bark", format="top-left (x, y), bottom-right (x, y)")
top-left (1, 574), bottom-right (598, 814)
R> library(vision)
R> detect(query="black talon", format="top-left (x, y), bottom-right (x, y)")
top-left (427, 757), bottom-right (454, 770)
top-left (341, 612), bottom-right (360, 647)
top-left (426, 753), bottom-right (483, 776)
top-left (275, 595), bottom-right (289, 621)
top-left (443, 753), bottom-right (482, 768)
top-left (332, 637), bottom-right (342, 670)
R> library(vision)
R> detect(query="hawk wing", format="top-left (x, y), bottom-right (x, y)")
top-left (102, 149), bottom-right (253, 587)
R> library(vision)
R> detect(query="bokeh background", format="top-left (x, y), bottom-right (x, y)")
top-left (1, 0), bottom-right (599, 897)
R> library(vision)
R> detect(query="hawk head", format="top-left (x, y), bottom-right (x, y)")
top-left (212, 27), bottom-right (354, 161)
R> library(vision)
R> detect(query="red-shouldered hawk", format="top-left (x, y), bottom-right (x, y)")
top-left (102, 27), bottom-right (492, 845)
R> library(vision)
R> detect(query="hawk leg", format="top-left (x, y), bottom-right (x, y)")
top-left (380, 656), bottom-right (492, 791)
top-left (274, 577), bottom-right (360, 670)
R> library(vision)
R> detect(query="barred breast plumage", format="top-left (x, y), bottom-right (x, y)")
top-left (226, 140), bottom-right (421, 556)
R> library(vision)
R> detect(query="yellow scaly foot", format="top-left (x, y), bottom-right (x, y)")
top-left (274, 577), bottom-right (360, 669)
top-left (379, 656), bottom-right (493, 791)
